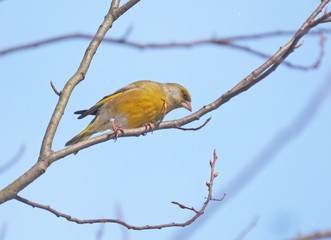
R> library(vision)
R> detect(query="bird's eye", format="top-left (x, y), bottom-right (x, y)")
top-left (182, 91), bottom-right (189, 101)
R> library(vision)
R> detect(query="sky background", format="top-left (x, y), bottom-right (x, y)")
top-left (1, 0), bottom-right (331, 240)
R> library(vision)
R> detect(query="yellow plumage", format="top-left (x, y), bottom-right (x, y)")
top-left (65, 80), bottom-right (192, 146)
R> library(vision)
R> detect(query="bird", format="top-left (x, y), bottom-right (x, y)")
top-left (65, 80), bottom-right (192, 146)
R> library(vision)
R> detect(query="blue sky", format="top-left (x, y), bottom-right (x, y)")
top-left (1, 0), bottom-right (331, 240)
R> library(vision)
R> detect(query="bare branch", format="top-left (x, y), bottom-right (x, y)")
top-left (176, 70), bottom-right (331, 240)
top-left (170, 3), bottom-right (331, 239)
top-left (0, 0), bottom-right (329, 206)
top-left (0, 34), bottom-right (96, 55)
top-left (0, 0), bottom-right (140, 204)
top-left (209, 194), bottom-right (226, 202)
top-left (39, 1), bottom-right (140, 157)
top-left (1, 24), bottom-right (329, 71)
top-left (0, 31), bottom-right (329, 71)
top-left (57, 0), bottom-right (331, 157)
top-left (14, 150), bottom-right (220, 230)
top-left (310, 34), bottom-right (327, 69)
top-left (291, 229), bottom-right (331, 240)
top-left (110, 0), bottom-right (120, 9)
top-left (171, 201), bottom-right (199, 214)
top-left (1, 29), bottom-right (331, 56)
top-left (113, 0), bottom-right (140, 19)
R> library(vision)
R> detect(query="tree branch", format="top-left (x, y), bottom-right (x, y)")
top-left (1, 30), bottom-right (329, 70)
top-left (0, 0), bottom-right (140, 204)
top-left (0, 0), bottom-right (329, 207)
top-left (1, 29), bottom-right (330, 55)
top-left (39, 0), bottom-right (140, 158)
top-left (14, 150), bottom-right (220, 230)
top-left (57, 0), bottom-right (331, 157)
top-left (291, 229), bottom-right (331, 240)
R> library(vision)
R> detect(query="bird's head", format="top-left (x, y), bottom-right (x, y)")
top-left (164, 83), bottom-right (192, 112)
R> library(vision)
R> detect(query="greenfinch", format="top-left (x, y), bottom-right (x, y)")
top-left (65, 80), bottom-right (192, 146)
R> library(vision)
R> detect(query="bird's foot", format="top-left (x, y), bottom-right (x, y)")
top-left (142, 122), bottom-right (154, 136)
top-left (110, 119), bottom-right (124, 140)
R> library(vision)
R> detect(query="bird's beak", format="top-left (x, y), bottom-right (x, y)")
top-left (181, 101), bottom-right (192, 112)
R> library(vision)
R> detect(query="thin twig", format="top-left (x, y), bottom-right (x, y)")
top-left (14, 150), bottom-right (220, 230)
top-left (209, 194), bottom-right (226, 201)
top-left (171, 201), bottom-right (199, 214)
top-left (295, 41), bottom-right (304, 48)
top-left (50, 81), bottom-right (60, 96)
top-left (177, 116), bottom-right (212, 131)
top-left (311, 34), bottom-right (326, 69)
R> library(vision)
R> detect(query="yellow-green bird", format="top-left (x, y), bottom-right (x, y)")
top-left (65, 80), bottom-right (192, 146)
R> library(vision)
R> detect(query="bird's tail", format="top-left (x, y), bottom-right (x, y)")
top-left (65, 124), bottom-right (94, 146)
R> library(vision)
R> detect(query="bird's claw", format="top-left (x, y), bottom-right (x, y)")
top-left (110, 119), bottom-right (124, 141)
top-left (143, 122), bottom-right (154, 136)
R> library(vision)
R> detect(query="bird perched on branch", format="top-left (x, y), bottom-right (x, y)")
top-left (65, 80), bottom-right (192, 146)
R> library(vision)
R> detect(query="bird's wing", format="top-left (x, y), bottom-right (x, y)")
top-left (74, 83), bottom-right (138, 119)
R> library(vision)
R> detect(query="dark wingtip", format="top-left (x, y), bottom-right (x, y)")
top-left (74, 110), bottom-right (87, 119)
top-left (65, 139), bottom-right (74, 147)
top-left (74, 110), bottom-right (86, 115)
top-left (74, 109), bottom-right (98, 119)
top-left (65, 135), bottom-right (81, 146)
